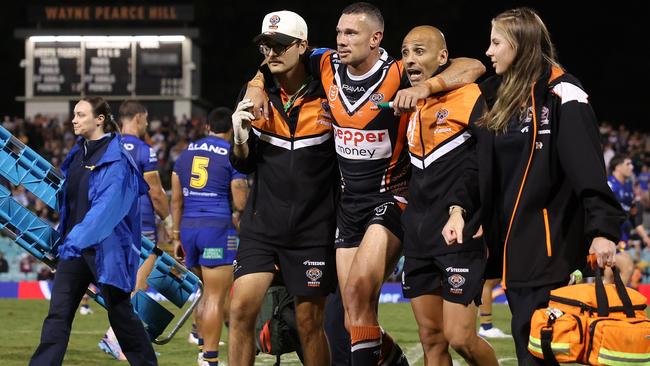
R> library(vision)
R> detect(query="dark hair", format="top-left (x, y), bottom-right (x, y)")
top-left (207, 107), bottom-right (233, 134)
top-left (609, 153), bottom-right (629, 174)
top-left (342, 2), bottom-right (384, 31)
top-left (80, 96), bottom-right (120, 133)
top-left (119, 100), bottom-right (147, 120)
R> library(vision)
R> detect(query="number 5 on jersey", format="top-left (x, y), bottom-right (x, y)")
top-left (190, 156), bottom-right (210, 189)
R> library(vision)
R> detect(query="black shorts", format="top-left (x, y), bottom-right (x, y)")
top-left (401, 249), bottom-right (486, 306)
top-left (233, 238), bottom-right (336, 297)
top-left (335, 195), bottom-right (405, 249)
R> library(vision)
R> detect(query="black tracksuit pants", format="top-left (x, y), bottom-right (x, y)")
top-left (29, 249), bottom-right (157, 366)
top-left (505, 282), bottom-right (564, 366)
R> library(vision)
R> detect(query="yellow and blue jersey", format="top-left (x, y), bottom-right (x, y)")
top-left (174, 136), bottom-right (245, 219)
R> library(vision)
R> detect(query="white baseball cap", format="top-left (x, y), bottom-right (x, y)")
top-left (253, 10), bottom-right (308, 46)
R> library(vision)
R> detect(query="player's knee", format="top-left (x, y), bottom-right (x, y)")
top-left (343, 278), bottom-right (372, 308)
top-left (418, 325), bottom-right (447, 350)
top-left (296, 313), bottom-right (324, 337)
top-left (446, 328), bottom-right (477, 353)
top-left (229, 298), bottom-right (258, 328)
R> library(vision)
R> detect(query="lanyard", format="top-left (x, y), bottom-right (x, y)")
top-left (283, 78), bottom-right (311, 113)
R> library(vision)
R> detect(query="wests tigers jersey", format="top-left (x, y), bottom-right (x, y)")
top-left (311, 48), bottom-right (410, 198)
top-left (402, 83), bottom-right (486, 257)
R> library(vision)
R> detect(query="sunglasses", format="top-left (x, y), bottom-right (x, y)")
top-left (259, 40), bottom-right (299, 56)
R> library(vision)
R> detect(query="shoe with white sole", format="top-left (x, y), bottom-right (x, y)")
top-left (98, 336), bottom-right (127, 361)
top-left (478, 326), bottom-right (511, 338)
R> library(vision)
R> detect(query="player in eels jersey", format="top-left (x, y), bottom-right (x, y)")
top-left (172, 108), bottom-right (249, 366)
top-left (97, 100), bottom-right (172, 361)
top-left (244, 3), bottom-right (485, 365)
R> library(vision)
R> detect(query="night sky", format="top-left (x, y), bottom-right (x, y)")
top-left (1, 0), bottom-right (647, 130)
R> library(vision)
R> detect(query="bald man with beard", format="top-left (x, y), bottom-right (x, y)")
top-left (400, 26), bottom-right (499, 366)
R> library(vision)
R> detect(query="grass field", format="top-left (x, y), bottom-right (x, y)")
top-left (0, 299), bottom-right (520, 365)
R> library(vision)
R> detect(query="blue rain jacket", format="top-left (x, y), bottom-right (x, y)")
top-left (58, 134), bottom-right (148, 292)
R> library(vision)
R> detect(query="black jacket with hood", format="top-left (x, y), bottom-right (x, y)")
top-left (452, 65), bottom-right (625, 289)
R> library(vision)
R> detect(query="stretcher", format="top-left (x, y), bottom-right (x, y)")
top-left (0, 124), bottom-right (202, 345)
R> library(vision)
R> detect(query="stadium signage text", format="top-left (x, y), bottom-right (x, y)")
top-left (30, 5), bottom-right (193, 22)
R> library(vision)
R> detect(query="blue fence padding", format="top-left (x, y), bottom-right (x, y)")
top-left (0, 125), bottom-right (63, 211)
top-left (0, 184), bottom-right (60, 266)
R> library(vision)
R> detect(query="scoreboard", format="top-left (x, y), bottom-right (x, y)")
top-left (33, 42), bottom-right (82, 95)
top-left (27, 36), bottom-right (187, 98)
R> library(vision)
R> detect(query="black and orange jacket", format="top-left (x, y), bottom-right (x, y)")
top-left (229, 66), bottom-right (339, 248)
top-left (311, 48), bottom-right (410, 200)
top-left (402, 82), bottom-right (486, 258)
top-left (458, 66), bottom-right (625, 288)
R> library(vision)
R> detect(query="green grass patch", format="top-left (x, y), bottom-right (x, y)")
top-left (0, 299), bottom-right (524, 365)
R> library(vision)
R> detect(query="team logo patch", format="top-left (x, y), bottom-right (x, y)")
top-left (329, 85), bottom-right (338, 102)
top-left (306, 267), bottom-right (322, 281)
top-left (448, 274), bottom-right (466, 288)
top-left (540, 106), bottom-right (550, 125)
top-left (436, 109), bottom-right (449, 125)
top-left (370, 92), bottom-right (384, 103)
top-left (182, 187), bottom-right (189, 197)
top-left (269, 15), bottom-right (280, 28)
top-left (306, 267), bottom-right (323, 287)
top-left (522, 106), bottom-right (534, 123)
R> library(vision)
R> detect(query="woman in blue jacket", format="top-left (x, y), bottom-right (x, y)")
top-left (30, 96), bottom-right (158, 366)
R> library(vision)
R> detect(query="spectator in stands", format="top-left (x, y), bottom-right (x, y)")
top-left (36, 265), bottom-right (54, 281)
top-left (607, 154), bottom-right (645, 285)
top-left (19, 253), bottom-right (35, 277)
top-left (0, 251), bottom-right (8, 273)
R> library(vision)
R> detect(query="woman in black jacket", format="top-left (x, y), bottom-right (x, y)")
top-left (441, 8), bottom-right (625, 365)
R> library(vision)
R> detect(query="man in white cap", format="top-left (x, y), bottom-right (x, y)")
top-left (228, 10), bottom-right (338, 366)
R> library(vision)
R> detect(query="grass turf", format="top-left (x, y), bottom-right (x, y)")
top-left (0, 299), bottom-right (523, 365)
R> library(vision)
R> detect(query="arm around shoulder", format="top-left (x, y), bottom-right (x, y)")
top-left (428, 57), bottom-right (486, 93)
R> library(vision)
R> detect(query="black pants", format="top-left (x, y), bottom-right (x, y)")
top-left (505, 283), bottom-right (563, 366)
top-left (29, 250), bottom-right (157, 366)
top-left (325, 286), bottom-right (351, 366)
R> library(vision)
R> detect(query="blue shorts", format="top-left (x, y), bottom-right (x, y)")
top-left (142, 226), bottom-right (157, 245)
top-left (180, 217), bottom-right (238, 269)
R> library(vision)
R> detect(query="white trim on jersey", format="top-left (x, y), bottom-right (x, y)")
top-left (409, 131), bottom-right (472, 169)
top-left (252, 127), bottom-right (331, 150)
top-left (333, 50), bottom-right (389, 113)
top-left (293, 133), bottom-right (332, 149)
